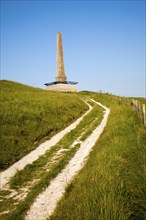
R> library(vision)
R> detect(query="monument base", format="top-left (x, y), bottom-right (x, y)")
top-left (45, 82), bottom-right (78, 92)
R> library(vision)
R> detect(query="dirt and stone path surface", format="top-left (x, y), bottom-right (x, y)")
top-left (0, 101), bottom-right (92, 189)
top-left (25, 100), bottom-right (110, 220)
top-left (0, 99), bottom-right (110, 219)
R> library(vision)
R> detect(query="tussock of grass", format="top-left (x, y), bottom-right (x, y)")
top-left (0, 80), bottom-right (88, 170)
top-left (50, 98), bottom-right (146, 220)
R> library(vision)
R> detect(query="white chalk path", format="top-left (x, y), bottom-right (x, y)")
top-left (25, 100), bottom-right (110, 220)
top-left (0, 101), bottom-right (92, 188)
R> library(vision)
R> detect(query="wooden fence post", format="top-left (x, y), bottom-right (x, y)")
top-left (143, 104), bottom-right (146, 126)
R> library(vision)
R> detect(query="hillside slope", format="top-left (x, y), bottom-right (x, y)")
top-left (50, 92), bottom-right (146, 220)
top-left (0, 81), bottom-right (145, 220)
top-left (0, 80), bottom-right (88, 170)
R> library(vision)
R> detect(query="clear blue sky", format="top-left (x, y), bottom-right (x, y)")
top-left (1, 0), bottom-right (145, 97)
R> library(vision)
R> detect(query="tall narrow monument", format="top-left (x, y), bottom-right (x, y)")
top-left (56, 32), bottom-right (67, 82)
top-left (45, 32), bottom-right (78, 92)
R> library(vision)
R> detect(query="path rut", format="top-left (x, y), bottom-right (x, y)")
top-left (0, 101), bottom-right (92, 188)
top-left (25, 100), bottom-right (110, 220)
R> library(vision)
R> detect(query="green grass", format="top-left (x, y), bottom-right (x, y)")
top-left (80, 104), bottom-right (103, 141)
top-left (1, 144), bottom-right (80, 220)
top-left (49, 95), bottom-right (146, 220)
top-left (9, 144), bottom-right (61, 189)
top-left (9, 101), bottom-right (104, 189)
top-left (1, 81), bottom-right (145, 220)
top-left (0, 80), bottom-right (88, 170)
top-left (0, 84), bottom-right (104, 219)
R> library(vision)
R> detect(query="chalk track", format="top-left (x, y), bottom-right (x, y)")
top-left (25, 100), bottom-right (110, 220)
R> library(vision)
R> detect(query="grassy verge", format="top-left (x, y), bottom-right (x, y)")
top-left (0, 80), bottom-right (88, 170)
top-left (49, 96), bottom-right (146, 220)
top-left (80, 106), bottom-right (103, 141)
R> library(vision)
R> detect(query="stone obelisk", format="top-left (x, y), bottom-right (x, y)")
top-left (56, 32), bottom-right (67, 82)
top-left (45, 32), bottom-right (78, 92)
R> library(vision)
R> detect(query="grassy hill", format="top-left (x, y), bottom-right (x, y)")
top-left (0, 80), bottom-right (88, 170)
top-left (0, 80), bottom-right (145, 220)
top-left (50, 92), bottom-right (146, 220)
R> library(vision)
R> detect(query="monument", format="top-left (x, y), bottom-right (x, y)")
top-left (45, 32), bottom-right (78, 92)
